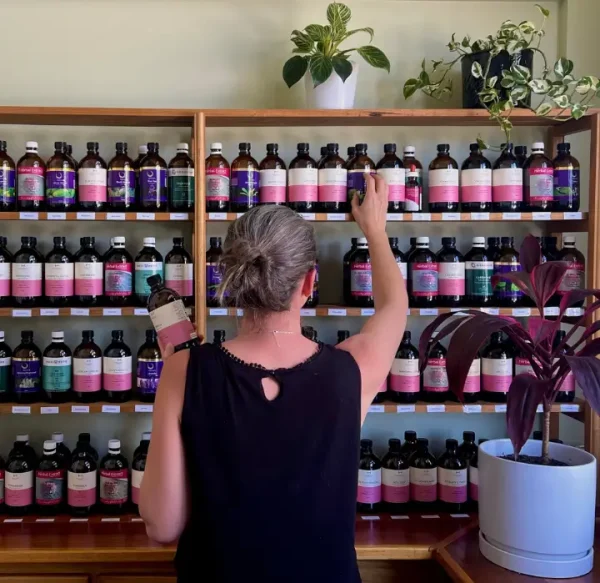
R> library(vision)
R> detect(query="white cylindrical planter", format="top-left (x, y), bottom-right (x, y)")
top-left (479, 439), bottom-right (596, 578)
top-left (304, 62), bottom-right (358, 109)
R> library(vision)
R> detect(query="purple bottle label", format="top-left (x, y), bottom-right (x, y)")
top-left (494, 263), bottom-right (524, 298)
top-left (231, 169), bottom-right (259, 205)
top-left (140, 168), bottom-right (168, 204)
top-left (0, 168), bottom-right (15, 202)
top-left (108, 169), bottom-right (136, 204)
top-left (12, 358), bottom-right (41, 393)
top-left (554, 168), bottom-right (579, 205)
top-left (206, 264), bottom-right (222, 299)
top-left (136, 359), bottom-right (163, 394)
top-left (46, 169), bottom-right (76, 205)
top-left (347, 170), bottom-right (367, 202)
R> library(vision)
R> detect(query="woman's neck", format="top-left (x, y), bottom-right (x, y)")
top-left (238, 308), bottom-right (302, 338)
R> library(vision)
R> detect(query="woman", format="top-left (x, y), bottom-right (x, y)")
top-left (140, 173), bottom-right (408, 582)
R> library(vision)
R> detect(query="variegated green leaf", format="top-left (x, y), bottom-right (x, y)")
top-left (528, 79), bottom-right (551, 94)
top-left (283, 56), bottom-right (309, 88)
top-left (304, 24), bottom-right (328, 42)
top-left (471, 61), bottom-right (483, 79)
top-left (356, 46), bottom-right (390, 72)
top-left (332, 56), bottom-right (353, 82)
top-left (553, 94), bottom-right (570, 108)
top-left (309, 54), bottom-right (334, 87)
top-left (518, 21), bottom-right (536, 34)
top-left (536, 102), bottom-right (553, 116)
top-left (326, 2), bottom-right (351, 28)
top-left (535, 4), bottom-right (550, 17)
top-left (403, 78), bottom-right (422, 100)
top-left (554, 57), bottom-right (574, 78)
top-left (345, 27), bottom-right (374, 43)
top-left (510, 85), bottom-right (529, 102)
top-left (575, 79), bottom-right (592, 94)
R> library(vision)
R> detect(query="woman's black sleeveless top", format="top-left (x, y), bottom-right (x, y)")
top-left (175, 342), bottom-right (362, 583)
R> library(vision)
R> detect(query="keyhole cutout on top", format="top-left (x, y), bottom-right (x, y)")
top-left (261, 376), bottom-right (281, 402)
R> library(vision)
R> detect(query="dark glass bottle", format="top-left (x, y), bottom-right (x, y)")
top-left (458, 431), bottom-right (478, 467)
top-left (553, 330), bottom-right (576, 403)
top-left (104, 237), bottom-right (133, 306)
top-left (344, 146), bottom-right (356, 169)
top-left (12, 236), bottom-right (43, 307)
top-left (51, 432), bottom-right (71, 467)
top-left (168, 143), bottom-right (195, 212)
top-left (165, 237), bottom-right (194, 307)
top-left (463, 355), bottom-right (481, 403)
top-left (408, 237), bottom-right (438, 308)
top-left (148, 274), bottom-right (199, 351)
top-left (357, 439), bottom-right (382, 513)
top-left (206, 142), bottom-right (230, 212)
top-left (347, 143), bottom-right (374, 205)
top-left (68, 434), bottom-right (98, 516)
top-left (337, 330), bottom-right (350, 343)
top-left (469, 439), bottom-right (488, 509)
top-left (318, 146), bottom-right (328, 166)
top-left (403, 146), bottom-right (423, 211)
top-left (133, 144), bottom-right (147, 204)
top-left (399, 430), bottom-right (418, 460)
top-left (0, 330), bottom-right (12, 402)
top-left (35, 440), bottom-right (65, 515)
top-left (288, 143), bottom-right (318, 212)
top-left (349, 238), bottom-right (373, 308)
top-left (206, 237), bottom-right (223, 307)
top-left (422, 334), bottom-right (449, 402)
top-left (493, 237), bottom-right (523, 307)
top-left (436, 237), bottom-right (465, 307)
top-left (318, 143), bottom-right (348, 213)
top-left (0, 236), bottom-right (13, 307)
top-left (389, 238), bottom-right (407, 284)
top-left (0, 140), bottom-right (16, 211)
top-left (515, 146), bottom-right (528, 168)
top-left (137, 329), bottom-right (162, 403)
top-left (78, 142), bottom-right (107, 211)
top-left (524, 142), bottom-right (553, 210)
top-left (45, 141), bottom-right (76, 210)
top-left (303, 260), bottom-right (319, 308)
top-left (553, 143), bottom-right (580, 211)
top-left (17, 141), bottom-right (45, 211)
top-left (492, 143), bottom-right (523, 211)
top-left (45, 236), bottom-right (74, 307)
top-left (381, 438), bottom-right (409, 511)
top-left (73, 330), bottom-right (102, 403)
top-left (66, 145), bottom-right (78, 171)
top-left (408, 438), bottom-right (437, 509)
top-left (213, 330), bottom-right (226, 346)
top-left (12, 330), bottom-right (42, 403)
top-left (74, 237), bottom-right (103, 307)
top-left (42, 331), bottom-right (72, 403)
top-left (230, 143), bottom-right (259, 213)
top-left (16, 434), bottom-right (37, 467)
top-left (389, 331), bottom-right (419, 404)
top-left (486, 236), bottom-right (501, 261)
top-left (139, 142), bottom-right (168, 211)
top-left (342, 238), bottom-right (357, 305)
top-left (465, 237), bottom-right (494, 306)
top-left (460, 143), bottom-right (492, 211)
top-left (557, 236), bottom-right (585, 305)
top-left (107, 142), bottom-right (136, 210)
top-left (376, 143), bottom-right (405, 212)
top-left (131, 435), bottom-right (150, 514)
top-left (259, 143), bottom-right (287, 206)
top-left (301, 325), bottom-right (317, 341)
top-left (437, 438), bottom-right (468, 513)
top-left (428, 144), bottom-right (459, 212)
top-left (5, 440), bottom-right (35, 515)
top-left (134, 238), bottom-right (163, 307)
top-left (99, 439), bottom-right (129, 514)
top-left (103, 330), bottom-right (132, 403)
top-left (0, 453), bottom-right (4, 513)
top-left (481, 332), bottom-right (514, 402)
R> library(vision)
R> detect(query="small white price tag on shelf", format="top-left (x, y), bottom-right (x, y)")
top-left (391, 515), bottom-right (410, 520)
top-left (470, 212), bottom-right (490, 221)
top-left (564, 212), bottom-right (582, 220)
top-left (502, 212), bottom-right (522, 220)
top-left (560, 403), bottom-right (580, 412)
top-left (419, 308), bottom-right (439, 316)
top-left (235, 308), bottom-right (244, 317)
top-left (4, 518), bottom-right (23, 523)
top-left (236, 213), bottom-right (244, 219)
top-left (136, 212), bottom-right (155, 220)
top-left (300, 309), bottom-right (316, 317)
top-left (544, 307), bottom-right (560, 316)
top-left (134, 308), bottom-right (149, 316)
top-left (106, 212), bottom-right (126, 220)
top-left (12, 406), bottom-right (30, 414)
top-left (412, 213), bottom-right (431, 221)
top-left (450, 514), bottom-right (470, 518)
top-left (532, 212), bottom-right (552, 221)
top-left (69, 518), bottom-right (89, 523)
top-left (71, 308), bottom-right (89, 316)
top-left (40, 407), bottom-right (59, 415)
top-left (426, 404), bottom-right (446, 413)
top-left (495, 404), bottom-right (507, 413)
top-left (368, 405), bottom-right (385, 413)
top-left (169, 213), bottom-right (188, 221)
top-left (102, 308), bottom-right (122, 316)
top-left (76, 212), bottom-right (95, 220)
top-left (101, 517), bottom-right (120, 522)
top-left (512, 308), bottom-right (531, 317)
top-left (19, 212), bottom-right (38, 220)
top-left (360, 515), bottom-right (380, 521)
top-left (442, 213), bottom-right (461, 221)
top-left (421, 515), bottom-right (441, 519)
top-left (566, 307), bottom-right (583, 317)
top-left (47, 212), bottom-right (66, 220)
top-left (326, 213), bottom-right (346, 221)
top-left (386, 213), bottom-right (404, 221)
top-left (536, 404), bottom-right (544, 413)
top-left (480, 307), bottom-right (500, 315)
top-left (463, 404), bottom-right (482, 414)
top-left (12, 309), bottom-right (31, 317)
top-left (71, 405), bottom-right (89, 413)
top-left (102, 405), bottom-right (120, 413)
top-left (361, 308), bottom-right (375, 316)
top-left (397, 405), bottom-right (416, 413)
top-left (131, 517), bottom-right (144, 522)
top-left (328, 308), bottom-right (347, 316)
top-left (135, 404), bottom-right (154, 413)
top-left (298, 213), bottom-right (316, 221)
top-left (40, 308), bottom-right (59, 316)
top-left (36, 518), bottom-right (55, 523)
top-left (208, 308), bottom-right (228, 316)
top-left (208, 212), bottom-right (227, 220)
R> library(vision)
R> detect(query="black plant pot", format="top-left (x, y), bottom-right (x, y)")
top-left (461, 49), bottom-right (534, 109)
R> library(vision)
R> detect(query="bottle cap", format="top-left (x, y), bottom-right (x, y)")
top-left (78, 432), bottom-right (91, 442)
top-left (0, 331), bottom-right (3, 341)
top-left (143, 237), bottom-right (156, 247)
top-left (515, 145), bottom-right (526, 155)
top-left (53, 236), bottom-right (65, 246)
top-left (113, 236), bottom-right (125, 245)
top-left (501, 236), bottom-right (514, 246)
top-left (177, 143), bottom-right (189, 151)
top-left (138, 145), bottom-right (148, 155)
top-left (417, 437), bottom-right (429, 446)
top-left (16, 434), bottom-right (29, 442)
top-left (54, 141), bottom-right (66, 151)
top-left (437, 143), bottom-right (450, 152)
top-left (355, 143), bottom-right (367, 151)
top-left (115, 142), bottom-right (127, 151)
top-left (473, 237), bottom-right (485, 245)
top-left (108, 439), bottom-right (120, 451)
top-left (44, 440), bottom-right (57, 453)
top-left (357, 237), bottom-right (368, 245)
top-left (564, 235), bottom-right (576, 244)
top-left (26, 141), bottom-right (38, 150)
top-left (82, 330), bottom-right (94, 340)
top-left (469, 143), bottom-right (479, 151)
top-left (442, 237), bottom-right (456, 246)
top-left (297, 143), bottom-right (309, 151)
top-left (384, 143), bottom-right (397, 153)
top-left (209, 237), bottom-right (221, 246)
top-left (173, 237), bottom-right (184, 245)
top-left (326, 143), bottom-right (339, 152)
top-left (404, 430), bottom-right (417, 440)
top-left (266, 143), bottom-right (278, 151)
top-left (111, 330), bottom-right (123, 340)
top-left (147, 142), bottom-right (158, 151)
top-left (347, 146), bottom-right (355, 156)
top-left (51, 331), bottom-right (64, 341)
top-left (21, 236), bottom-right (36, 245)
top-left (463, 431), bottom-right (475, 441)
top-left (51, 432), bottom-right (64, 443)
top-left (403, 331), bottom-right (411, 341)
top-left (87, 142), bottom-right (99, 151)
top-left (446, 438), bottom-right (458, 449)
top-left (416, 236), bottom-right (429, 244)
top-left (360, 439), bottom-right (373, 448)
top-left (532, 141), bottom-right (545, 151)
top-left (147, 274), bottom-right (163, 287)
top-left (404, 146), bottom-right (416, 155)
top-left (210, 142), bottom-right (222, 151)
top-left (142, 432), bottom-right (152, 441)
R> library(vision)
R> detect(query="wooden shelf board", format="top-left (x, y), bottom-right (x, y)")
top-left (0, 400), bottom-right (154, 415)
top-left (0, 211), bottom-right (192, 222)
top-left (0, 307), bottom-right (193, 317)
top-left (368, 399), bottom-right (583, 414)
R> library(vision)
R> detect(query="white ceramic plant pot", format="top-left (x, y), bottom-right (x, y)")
top-left (304, 62), bottom-right (358, 109)
top-left (479, 439), bottom-right (596, 578)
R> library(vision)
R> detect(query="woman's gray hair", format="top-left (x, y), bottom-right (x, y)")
top-left (216, 206), bottom-right (317, 312)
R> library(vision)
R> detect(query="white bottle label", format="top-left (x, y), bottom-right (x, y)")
top-left (78, 168), bottom-right (107, 187)
top-left (259, 169), bottom-right (286, 187)
top-left (318, 168), bottom-right (347, 203)
top-left (131, 469), bottom-right (144, 490)
top-left (357, 469), bottom-right (382, 504)
top-left (382, 468), bottom-right (410, 504)
top-left (377, 167), bottom-right (406, 202)
top-left (12, 263), bottom-right (42, 280)
top-left (288, 168), bottom-right (318, 187)
top-left (429, 168), bottom-right (459, 203)
top-left (168, 168), bottom-right (194, 178)
top-left (410, 467), bottom-right (437, 502)
top-left (73, 358), bottom-right (102, 376)
top-left (482, 357), bottom-right (513, 392)
top-left (438, 467), bottom-right (468, 503)
top-left (103, 356), bottom-right (132, 375)
top-left (464, 358), bottom-right (481, 393)
top-left (390, 358), bottom-right (420, 393)
top-left (149, 301), bottom-right (197, 348)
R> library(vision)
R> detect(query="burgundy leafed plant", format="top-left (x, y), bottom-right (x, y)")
top-left (419, 234), bottom-right (600, 463)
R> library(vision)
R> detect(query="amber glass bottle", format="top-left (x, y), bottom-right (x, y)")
top-left (168, 143), bottom-right (195, 212)
top-left (524, 142), bottom-right (553, 211)
top-left (230, 143), bottom-right (259, 213)
top-left (347, 143), bottom-right (374, 205)
top-left (259, 143), bottom-right (287, 206)
top-left (318, 143), bottom-right (347, 213)
top-left (376, 144), bottom-right (405, 212)
top-left (288, 143), bottom-right (318, 212)
top-left (428, 144), bottom-right (459, 212)
top-left (46, 142), bottom-right (76, 211)
top-left (17, 142), bottom-right (45, 211)
top-left (205, 143), bottom-right (230, 212)
top-left (107, 142), bottom-right (135, 210)
top-left (460, 143), bottom-right (492, 211)
top-left (139, 143), bottom-right (168, 212)
top-left (0, 141), bottom-right (16, 211)
top-left (78, 142), bottom-right (107, 211)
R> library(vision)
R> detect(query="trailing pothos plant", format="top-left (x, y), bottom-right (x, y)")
top-left (282, 1), bottom-right (390, 89)
top-left (419, 235), bottom-right (600, 464)
top-left (403, 4), bottom-right (599, 146)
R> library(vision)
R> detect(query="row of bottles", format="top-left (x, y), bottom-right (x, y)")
top-left (205, 141), bottom-right (580, 213)
top-left (0, 236), bottom-right (193, 308)
top-left (0, 329), bottom-right (163, 404)
top-left (0, 141), bottom-right (194, 212)
top-left (0, 432), bottom-right (149, 516)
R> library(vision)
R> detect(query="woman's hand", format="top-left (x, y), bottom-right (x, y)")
top-left (157, 327), bottom-right (203, 361)
top-left (351, 173), bottom-right (388, 240)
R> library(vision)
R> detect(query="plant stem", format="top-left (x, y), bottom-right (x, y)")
top-left (542, 408), bottom-right (551, 464)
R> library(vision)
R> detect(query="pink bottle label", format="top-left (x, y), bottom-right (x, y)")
top-left (410, 484), bottom-right (436, 502)
top-left (6, 470), bottom-right (34, 507)
top-left (461, 185), bottom-right (491, 203)
top-left (289, 185), bottom-right (318, 203)
top-left (405, 186), bottom-right (421, 210)
top-left (0, 280), bottom-right (9, 297)
top-left (104, 373), bottom-right (131, 391)
top-left (438, 468), bottom-right (467, 503)
top-left (527, 167), bottom-right (554, 202)
top-left (165, 272), bottom-right (194, 298)
top-left (45, 279), bottom-right (74, 297)
top-left (482, 374), bottom-right (512, 392)
top-left (388, 184), bottom-right (406, 202)
top-left (562, 372), bottom-right (575, 392)
top-left (318, 184), bottom-right (346, 202)
top-left (259, 169), bottom-right (286, 203)
top-left (74, 375), bottom-right (101, 392)
top-left (259, 186), bottom-right (286, 203)
top-left (13, 279), bottom-right (42, 297)
top-left (75, 263), bottom-right (103, 296)
top-left (68, 484), bottom-right (96, 507)
top-left (439, 263), bottom-right (465, 296)
top-left (429, 169), bottom-right (459, 203)
top-left (358, 469), bottom-right (381, 503)
top-left (429, 186), bottom-right (459, 203)
top-left (79, 185), bottom-right (105, 202)
top-left (159, 319), bottom-right (196, 348)
top-left (382, 468), bottom-right (409, 503)
top-left (463, 360), bottom-right (481, 393)
top-left (6, 486), bottom-right (33, 506)
top-left (383, 484), bottom-right (409, 503)
top-left (493, 185), bottom-right (522, 202)
top-left (389, 374), bottom-right (420, 393)
top-left (68, 470), bottom-right (97, 507)
top-left (103, 356), bottom-right (132, 391)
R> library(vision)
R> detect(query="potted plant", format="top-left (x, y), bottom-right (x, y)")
top-left (403, 4), bottom-right (599, 143)
top-left (420, 235), bottom-right (599, 578)
top-left (282, 1), bottom-right (390, 109)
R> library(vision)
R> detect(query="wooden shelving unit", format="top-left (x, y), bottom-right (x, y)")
top-left (0, 211), bottom-right (191, 221)
top-left (0, 306), bottom-right (193, 318)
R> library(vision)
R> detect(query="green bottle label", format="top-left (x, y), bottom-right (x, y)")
top-left (168, 169), bottom-right (195, 205)
top-left (135, 262), bottom-right (164, 296)
top-left (0, 357), bottom-right (10, 393)
top-left (466, 261), bottom-right (494, 296)
top-left (42, 356), bottom-right (72, 392)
